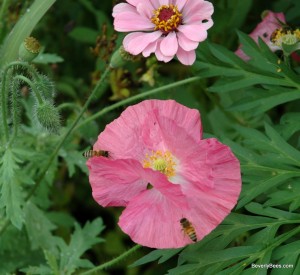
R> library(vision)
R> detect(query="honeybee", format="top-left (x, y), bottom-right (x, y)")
top-left (180, 218), bottom-right (197, 242)
top-left (82, 150), bottom-right (109, 158)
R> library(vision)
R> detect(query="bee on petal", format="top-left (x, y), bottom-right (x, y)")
top-left (82, 150), bottom-right (109, 158)
top-left (180, 218), bottom-right (197, 242)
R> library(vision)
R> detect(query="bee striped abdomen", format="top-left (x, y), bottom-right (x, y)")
top-left (82, 150), bottom-right (109, 158)
top-left (180, 218), bottom-right (197, 242)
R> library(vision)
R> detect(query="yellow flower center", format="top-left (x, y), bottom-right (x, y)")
top-left (143, 150), bottom-right (176, 178)
top-left (151, 4), bottom-right (182, 34)
top-left (271, 27), bottom-right (300, 46)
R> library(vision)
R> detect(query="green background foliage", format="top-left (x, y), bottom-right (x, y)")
top-left (0, 0), bottom-right (300, 274)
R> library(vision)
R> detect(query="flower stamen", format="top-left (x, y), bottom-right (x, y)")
top-left (151, 4), bottom-right (182, 34)
top-left (143, 150), bottom-right (176, 178)
top-left (271, 27), bottom-right (300, 46)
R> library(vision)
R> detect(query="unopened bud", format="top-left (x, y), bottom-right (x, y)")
top-left (109, 46), bottom-right (136, 68)
top-left (19, 37), bottom-right (41, 62)
top-left (36, 101), bottom-right (61, 134)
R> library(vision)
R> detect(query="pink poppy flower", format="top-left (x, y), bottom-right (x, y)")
top-left (112, 0), bottom-right (214, 65)
top-left (87, 100), bottom-right (241, 248)
top-left (236, 11), bottom-right (286, 60)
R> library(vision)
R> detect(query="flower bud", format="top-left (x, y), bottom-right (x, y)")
top-left (35, 75), bottom-right (56, 102)
top-left (18, 37), bottom-right (41, 62)
top-left (109, 46), bottom-right (136, 68)
top-left (35, 101), bottom-right (61, 134)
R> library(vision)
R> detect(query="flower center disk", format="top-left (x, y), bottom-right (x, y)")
top-left (143, 150), bottom-right (176, 178)
top-left (151, 4), bottom-right (182, 34)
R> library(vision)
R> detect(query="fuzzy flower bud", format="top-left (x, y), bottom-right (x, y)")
top-left (18, 37), bottom-right (41, 62)
top-left (35, 75), bottom-right (56, 102)
top-left (35, 101), bottom-right (61, 134)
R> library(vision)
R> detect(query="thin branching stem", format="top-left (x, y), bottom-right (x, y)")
top-left (81, 244), bottom-right (142, 274)
top-left (76, 76), bottom-right (201, 130)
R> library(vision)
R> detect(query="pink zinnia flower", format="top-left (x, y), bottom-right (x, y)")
top-left (236, 11), bottom-right (286, 60)
top-left (87, 100), bottom-right (241, 248)
top-left (112, 0), bottom-right (214, 65)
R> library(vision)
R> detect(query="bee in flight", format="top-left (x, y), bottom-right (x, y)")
top-left (82, 150), bottom-right (109, 158)
top-left (180, 218), bottom-right (197, 242)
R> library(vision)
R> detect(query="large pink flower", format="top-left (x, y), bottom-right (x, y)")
top-left (87, 100), bottom-right (241, 248)
top-left (112, 0), bottom-right (214, 65)
top-left (236, 11), bottom-right (286, 60)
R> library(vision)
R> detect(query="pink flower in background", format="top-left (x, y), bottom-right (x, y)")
top-left (236, 11), bottom-right (286, 60)
top-left (112, 0), bottom-right (214, 65)
top-left (87, 100), bottom-right (241, 248)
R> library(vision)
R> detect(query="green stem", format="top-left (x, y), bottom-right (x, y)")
top-left (76, 76), bottom-right (201, 130)
top-left (24, 67), bottom-right (111, 202)
top-left (81, 244), bottom-right (142, 274)
top-left (15, 75), bottom-right (44, 105)
top-left (0, 67), bottom-right (110, 236)
top-left (0, 67), bottom-right (10, 143)
top-left (9, 76), bottom-right (21, 143)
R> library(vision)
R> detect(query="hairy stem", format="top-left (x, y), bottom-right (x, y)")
top-left (76, 76), bottom-right (201, 130)
top-left (25, 67), bottom-right (111, 201)
top-left (81, 244), bottom-right (142, 274)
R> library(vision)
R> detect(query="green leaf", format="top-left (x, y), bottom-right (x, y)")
top-left (68, 27), bottom-right (98, 44)
top-left (58, 218), bottom-right (105, 274)
top-left (33, 53), bottom-right (64, 64)
top-left (245, 202), bottom-right (300, 220)
top-left (130, 248), bottom-right (182, 267)
top-left (59, 149), bottom-right (88, 177)
top-left (0, 0), bottom-right (56, 67)
top-left (264, 122), bottom-right (300, 166)
top-left (228, 87), bottom-right (300, 114)
top-left (24, 202), bottom-right (59, 251)
top-left (0, 148), bottom-right (24, 229)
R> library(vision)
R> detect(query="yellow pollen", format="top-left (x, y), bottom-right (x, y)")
top-left (271, 27), bottom-right (300, 46)
top-left (143, 150), bottom-right (176, 178)
top-left (151, 4), bottom-right (182, 34)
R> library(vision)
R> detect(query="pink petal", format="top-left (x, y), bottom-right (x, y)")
top-left (114, 12), bottom-right (154, 32)
top-left (180, 138), bottom-right (241, 240)
top-left (174, 0), bottom-right (188, 11)
top-left (155, 44), bottom-right (174, 62)
top-left (127, 0), bottom-right (143, 6)
top-left (118, 187), bottom-right (191, 248)
top-left (183, 0), bottom-right (214, 20)
top-left (112, 3), bottom-right (136, 17)
top-left (87, 158), bottom-right (148, 207)
top-left (150, 0), bottom-right (160, 8)
top-left (123, 31), bottom-right (162, 55)
top-left (136, 2), bottom-right (155, 19)
top-left (94, 100), bottom-right (202, 160)
top-left (177, 32), bottom-right (199, 51)
top-left (159, 0), bottom-right (169, 5)
top-left (178, 25), bottom-right (208, 42)
top-left (176, 46), bottom-right (196, 65)
top-left (160, 32), bottom-right (178, 56)
top-left (142, 40), bottom-right (158, 57)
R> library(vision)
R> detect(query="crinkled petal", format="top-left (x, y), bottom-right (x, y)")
top-left (94, 100), bottom-right (202, 160)
top-left (87, 158), bottom-right (148, 207)
top-left (118, 170), bottom-right (191, 248)
top-left (176, 46), bottom-right (196, 65)
top-left (114, 11), bottom-right (154, 32)
top-left (159, 0), bottom-right (169, 5)
top-left (177, 32), bottom-right (199, 51)
top-left (180, 138), bottom-right (241, 241)
top-left (123, 31), bottom-right (161, 55)
top-left (178, 25), bottom-right (208, 42)
top-left (160, 32), bottom-right (178, 56)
